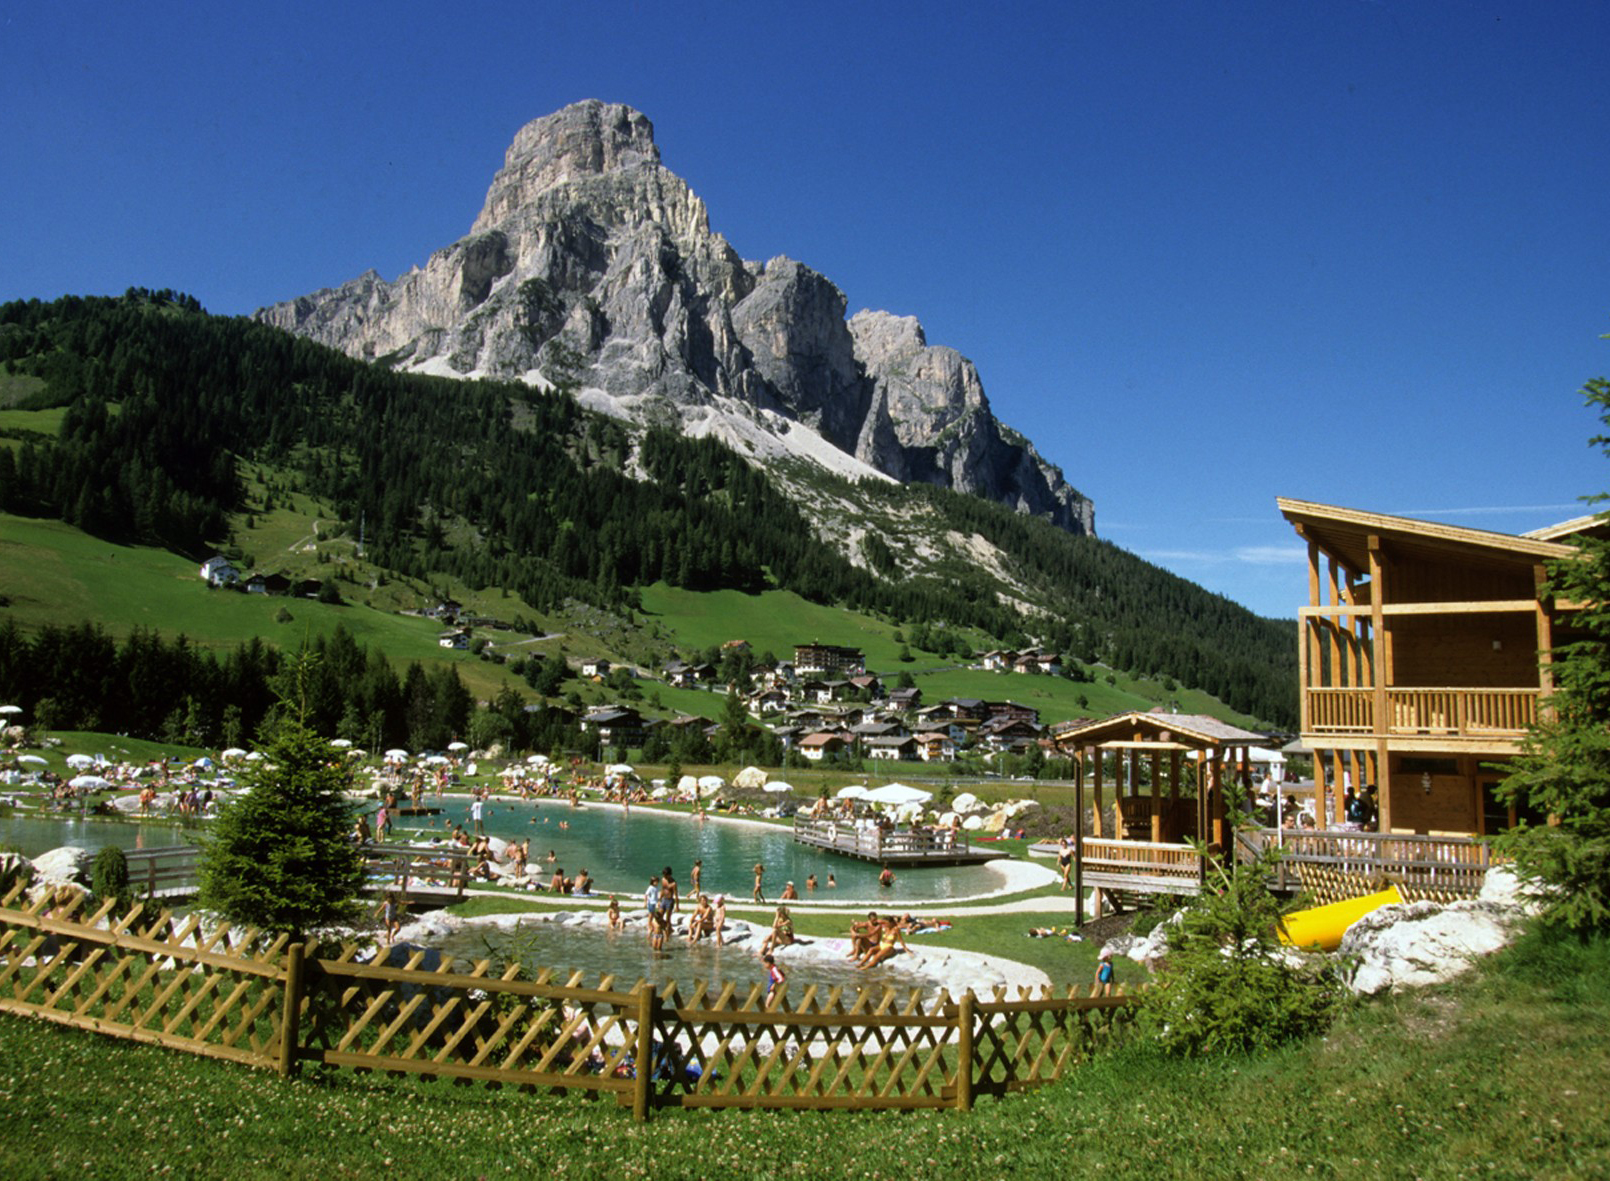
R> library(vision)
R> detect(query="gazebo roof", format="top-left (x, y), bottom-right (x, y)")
top-left (1052, 711), bottom-right (1267, 752)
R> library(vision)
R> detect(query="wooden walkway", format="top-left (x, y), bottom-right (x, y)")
top-left (791, 818), bottom-right (997, 866)
top-left (124, 843), bottom-right (476, 907)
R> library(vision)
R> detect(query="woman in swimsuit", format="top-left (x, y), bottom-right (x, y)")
top-left (759, 905), bottom-right (795, 956)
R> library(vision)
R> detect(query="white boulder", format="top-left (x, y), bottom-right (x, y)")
top-left (1339, 899), bottom-right (1515, 995)
top-left (31, 846), bottom-right (94, 887)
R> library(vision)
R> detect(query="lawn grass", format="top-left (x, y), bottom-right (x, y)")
top-left (0, 513), bottom-right (529, 702)
top-left (0, 930), bottom-right (1604, 1179)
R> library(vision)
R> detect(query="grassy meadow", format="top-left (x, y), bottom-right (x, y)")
top-left (0, 931), bottom-right (1603, 1179)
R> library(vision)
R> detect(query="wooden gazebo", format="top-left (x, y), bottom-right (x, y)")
top-left (1052, 711), bottom-right (1267, 921)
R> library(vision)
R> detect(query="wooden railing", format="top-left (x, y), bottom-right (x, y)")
top-left (1077, 837), bottom-right (1203, 894)
top-left (115, 844), bottom-right (474, 901)
top-left (792, 818), bottom-right (975, 860)
top-left (1305, 686), bottom-right (1539, 738)
top-left (124, 846), bottom-right (201, 896)
top-left (1240, 828), bottom-right (1490, 897)
top-left (0, 889), bottom-right (1137, 1118)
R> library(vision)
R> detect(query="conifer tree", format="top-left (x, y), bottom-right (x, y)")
top-left (197, 656), bottom-right (363, 936)
top-left (1496, 378), bottom-right (1610, 936)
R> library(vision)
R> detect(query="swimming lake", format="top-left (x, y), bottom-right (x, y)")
top-left (387, 796), bottom-right (1011, 904)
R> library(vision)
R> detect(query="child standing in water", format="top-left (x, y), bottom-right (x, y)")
top-left (762, 954), bottom-right (787, 1009)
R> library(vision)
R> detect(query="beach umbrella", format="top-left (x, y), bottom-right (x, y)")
top-left (384, 748), bottom-right (410, 761)
top-left (763, 780), bottom-right (794, 794)
top-left (69, 774), bottom-right (112, 789)
top-left (220, 747), bottom-right (247, 760)
top-left (447, 742), bottom-right (469, 752)
top-left (835, 784), bottom-right (870, 800)
top-left (865, 783), bottom-right (932, 806)
top-left (425, 754), bottom-right (450, 765)
top-left (66, 754), bottom-right (96, 769)
top-left (0, 704), bottom-right (22, 716)
top-left (605, 763), bottom-right (634, 776)
top-left (526, 754), bottom-right (549, 765)
top-left (329, 738), bottom-right (353, 749)
top-left (17, 754), bottom-right (47, 767)
top-left (193, 757), bottom-right (214, 769)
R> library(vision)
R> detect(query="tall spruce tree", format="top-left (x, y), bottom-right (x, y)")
top-left (197, 657), bottom-right (364, 936)
top-left (1496, 377), bottom-right (1610, 936)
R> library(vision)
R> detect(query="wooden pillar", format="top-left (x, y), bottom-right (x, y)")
top-left (1368, 536), bottom-right (1391, 833)
top-left (1149, 751), bottom-right (1162, 843)
top-left (1535, 563), bottom-right (1555, 706)
top-left (1092, 750), bottom-right (1104, 839)
top-left (1074, 752), bottom-right (1085, 925)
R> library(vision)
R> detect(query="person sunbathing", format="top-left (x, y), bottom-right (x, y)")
top-left (686, 895), bottom-right (715, 945)
top-left (857, 918), bottom-right (908, 969)
top-left (846, 912), bottom-right (882, 960)
top-left (758, 906), bottom-right (797, 956)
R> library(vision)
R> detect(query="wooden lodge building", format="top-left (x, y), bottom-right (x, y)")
top-left (1277, 497), bottom-right (1589, 837)
top-left (1045, 500), bottom-right (1595, 916)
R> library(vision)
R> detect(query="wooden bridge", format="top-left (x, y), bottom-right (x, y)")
top-left (123, 843), bottom-right (477, 907)
top-left (791, 818), bottom-right (997, 867)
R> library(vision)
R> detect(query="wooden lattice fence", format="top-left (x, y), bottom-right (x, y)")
top-left (0, 895), bottom-right (1138, 1119)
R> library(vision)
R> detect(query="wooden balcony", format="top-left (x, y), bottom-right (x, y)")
top-left (1305, 686), bottom-right (1539, 740)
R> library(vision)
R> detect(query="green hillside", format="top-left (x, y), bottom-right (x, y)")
top-left (0, 289), bottom-right (1296, 730)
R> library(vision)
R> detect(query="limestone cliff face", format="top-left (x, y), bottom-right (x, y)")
top-left (256, 100), bottom-right (1094, 535)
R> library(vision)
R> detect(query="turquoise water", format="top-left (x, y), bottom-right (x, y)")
top-left (434, 919), bottom-right (940, 999)
top-left (0, 796), bottom-right (1009, 907)
top-left (0, 809), bottom-right (195, 857)
top-left (388, 797), bottom-right (1006, 904)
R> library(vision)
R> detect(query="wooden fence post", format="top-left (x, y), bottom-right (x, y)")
top-left (955, 991), bottom-right (975, 1112)
top-left (633, 983), bottom-right (657, 1122)
top-left (277, 940), bottom-right (306, 1078)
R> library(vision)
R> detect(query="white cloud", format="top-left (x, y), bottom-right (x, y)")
top-left (1233, 545), bottom-right (1308, 566)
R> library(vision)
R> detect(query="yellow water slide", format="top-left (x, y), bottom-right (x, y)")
top-left (1277, 886), bottom-right (1404, 952)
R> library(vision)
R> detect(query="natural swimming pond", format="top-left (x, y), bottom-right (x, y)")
top-left (0, 808), bottom-right (195, 857)
top-left (387, 796), bottom-right (1011, 904)
top-left (1, 794), bottom-right (1015, 907)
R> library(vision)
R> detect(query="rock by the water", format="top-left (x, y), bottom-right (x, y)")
top-left (30, 846), bottom-right (93, 887)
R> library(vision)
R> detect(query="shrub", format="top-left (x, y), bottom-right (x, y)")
top-left (90, 845), bottom-right (132, 913)
top-left (1137, 821), bottom-right (1346, 1056)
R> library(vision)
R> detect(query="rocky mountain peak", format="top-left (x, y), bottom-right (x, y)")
top-left (256, 102), bottom-right (1095, 540)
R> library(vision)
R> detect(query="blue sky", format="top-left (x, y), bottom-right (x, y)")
top-left (4, 1), bottom-right (1607, 619)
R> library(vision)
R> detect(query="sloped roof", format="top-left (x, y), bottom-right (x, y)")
top-left (1277, 497), bottom-right (1573, 578)
top-left (1053, 711), bottom-right (1266, 750)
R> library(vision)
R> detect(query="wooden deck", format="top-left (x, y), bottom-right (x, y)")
top-left (791, 818), bottom-right (997, 866)
top-left (1052, 827), bottom-right (1491, 907)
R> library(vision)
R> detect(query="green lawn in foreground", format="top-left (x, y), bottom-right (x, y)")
top-left (0, 931), bottom-right (1604, 1179)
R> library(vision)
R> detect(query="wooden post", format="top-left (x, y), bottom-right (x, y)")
top-left (1092, 753), bottom-right (1104, 839)
top-left (1074, 752), bottom-right (1085, 926)
top-left (277, 940), bottom-right (306, 1078)
top-left (955, 992), bottom-right (975, 1111)
top-left (1149, 751), bottom-right (1162, 843)
top-left (633, 982), bottom-right (657, 1122)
